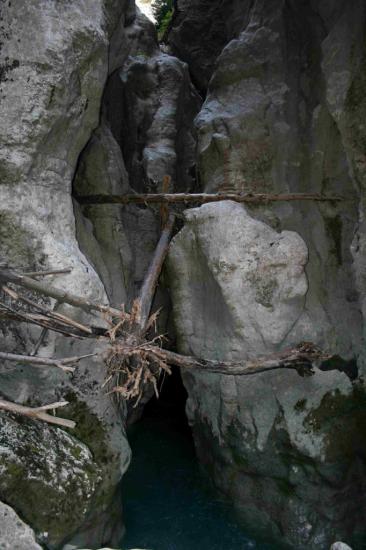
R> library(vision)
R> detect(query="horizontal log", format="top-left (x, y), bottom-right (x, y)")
top-left (151, 342), bottom-right (328, 376)
top-left (76, 192), bottom-right (343, 206)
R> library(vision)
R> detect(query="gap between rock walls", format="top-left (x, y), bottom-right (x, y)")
top-left (0, 1), bottom-right (366, 550)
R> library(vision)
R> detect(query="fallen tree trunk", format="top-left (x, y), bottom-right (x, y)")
top-left (0, 399), bottom-right (76, 428)
top-left (133, 213), bottom-right (176, 330)
top-left (152, 342), bottom-right (328, 376)
top-left (76, 192), bottom-right (343, 206)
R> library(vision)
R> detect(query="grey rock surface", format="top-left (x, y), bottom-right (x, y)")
top-left (166, 4), bottom-right (366, 547)
top-left (168, 0), bottom-right (246, 93)
top-left (0, 0), bottom-right (200, 547)
top-left (0, 415), bottom-right (101, 548)
top-left (0, 501), bottom-right (42, 550)
top-left (167, 201), bottom-right (366, 548)
top-left (330, 543), bottom-right (353, 550)
top-left (0, 0), bottom-right (134, 547)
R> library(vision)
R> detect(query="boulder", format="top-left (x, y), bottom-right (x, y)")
top-left (167, 201), bottom-right (366, 548)
top-left (0, 415), bottom-right (101, 548)
top-left (330, 543), bottom-right (353, 550)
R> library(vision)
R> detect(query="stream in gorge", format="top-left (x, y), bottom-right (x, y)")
top-left (121, 371), bottom-right (283, 550)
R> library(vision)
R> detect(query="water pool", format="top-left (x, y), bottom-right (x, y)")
top-left (121, 409), bottom-right (283, 550)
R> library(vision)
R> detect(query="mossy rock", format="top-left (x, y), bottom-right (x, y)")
top-left (0, 414), bottom-right (102, 548)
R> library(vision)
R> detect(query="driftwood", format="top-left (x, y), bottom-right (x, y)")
top-left (0, 268), bottom-right (122, 318)
top-left (0, 399), bottom-right (75, 428)
top-left (0, 351), bottom-right (95, 373)
top-left (2, 285), bottom-right (92, 334)
top-left (134, 212), bottom-right (176, 330)
top-left (0, 300), bottom-right (85, 338)
top-left (76, 192), bottom-right (343, 206)
top-left (0, 187), bottom-right (341, 425)
top-left (152, 343), bottom-right (328, 376)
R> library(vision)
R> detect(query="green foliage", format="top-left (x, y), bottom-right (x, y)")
top-left (152, 0), bottom-right (173, 40)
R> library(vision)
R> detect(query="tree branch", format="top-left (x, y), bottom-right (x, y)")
top-left (0, 351), bottom-right (95, 373)
top-left (76, 192), bottom-right (343, 206)
top-left (24, 268), bottom-right (72, 277)
top-left (2, 285), bottom-right (92, 334)
top-left (133, 213), bottom-right (176, 330)
top-left (151, 343), bottom-right (329, 376)
top-left (0, 269), bottom-right (122, 318)
top-left (0, 399), bottom-right (76, 428)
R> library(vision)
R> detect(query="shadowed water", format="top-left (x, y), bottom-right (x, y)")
top-left (121, 375), bottom-right (282, 550)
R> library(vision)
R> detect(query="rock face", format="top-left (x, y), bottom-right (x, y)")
top-left (166, 1), bottom-right (366, 547)
top-left (168, 201), bottom-right (311, 358)
top-left (0, 0), bottom-right (200, 547)
top-left (0, 501), bottom-right (42, 550)
top-left (167, 202), bottom-right (366, 548)
top-left (0, 1), bottom-right (137, 546)
top-left (0, 415), bottom-right (101, 548)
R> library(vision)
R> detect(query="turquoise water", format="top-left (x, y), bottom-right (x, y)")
top-left (121, 384), bottom-right (282, 550)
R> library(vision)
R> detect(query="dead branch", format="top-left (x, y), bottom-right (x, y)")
top-left (0, 399), bottom-right (76, 428)
top-left (30, 300), bottom-right (60, 356)
top-left (133, 213), bottom-right (176, 330)
top-left (150, 342), bottom-right (329, 376)
top-left (0, 351), bottom-right (95, 373)
top-left (76, 192), bottom-right (343, 206)
top-left (0, 268), bottom-right (122, 318)
top-left (2, 285), bottom-right (92, 334)
top-left (0, 301), bottom-right (84, 339)
top-left (160, 175), bottom-right (171, 228)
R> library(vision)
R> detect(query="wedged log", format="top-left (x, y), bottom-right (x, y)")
top-left (152, 343), bottom-right (329, 376)
top-left (133, 213), bottom-right (176, 330)
top-left (0, 399), bottom-right (76, 428)
top-left (0, 268), bottom-right (122, 318)
top-left (76, 192), bottom-right (343, 206)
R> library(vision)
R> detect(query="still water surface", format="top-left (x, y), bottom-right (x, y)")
top-left (121, 406), bottom-right (282, 550)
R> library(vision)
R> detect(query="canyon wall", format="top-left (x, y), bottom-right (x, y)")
top-left (0, 1), bottom-right (199, 547)
top-left (1, 0), bottom-right (366, 548)
top-left (167, 0), bottom-right (366, 548)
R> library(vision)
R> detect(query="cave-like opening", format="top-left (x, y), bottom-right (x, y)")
top-left (121, 369), bottom-right (280, 550)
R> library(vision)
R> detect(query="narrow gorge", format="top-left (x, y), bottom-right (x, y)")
top-left (0, 1), bottom-right (365, 549)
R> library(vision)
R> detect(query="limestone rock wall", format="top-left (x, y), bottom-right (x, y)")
top-left (0, 1), bottom-right (136, 547)
top-left (0, 0), bottom-right (201, 547)
top-left (166, 0), bottom-right (366, 548)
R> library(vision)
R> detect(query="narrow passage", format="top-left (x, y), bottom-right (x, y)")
top-left (121, 370), bottom-right (282, 550)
